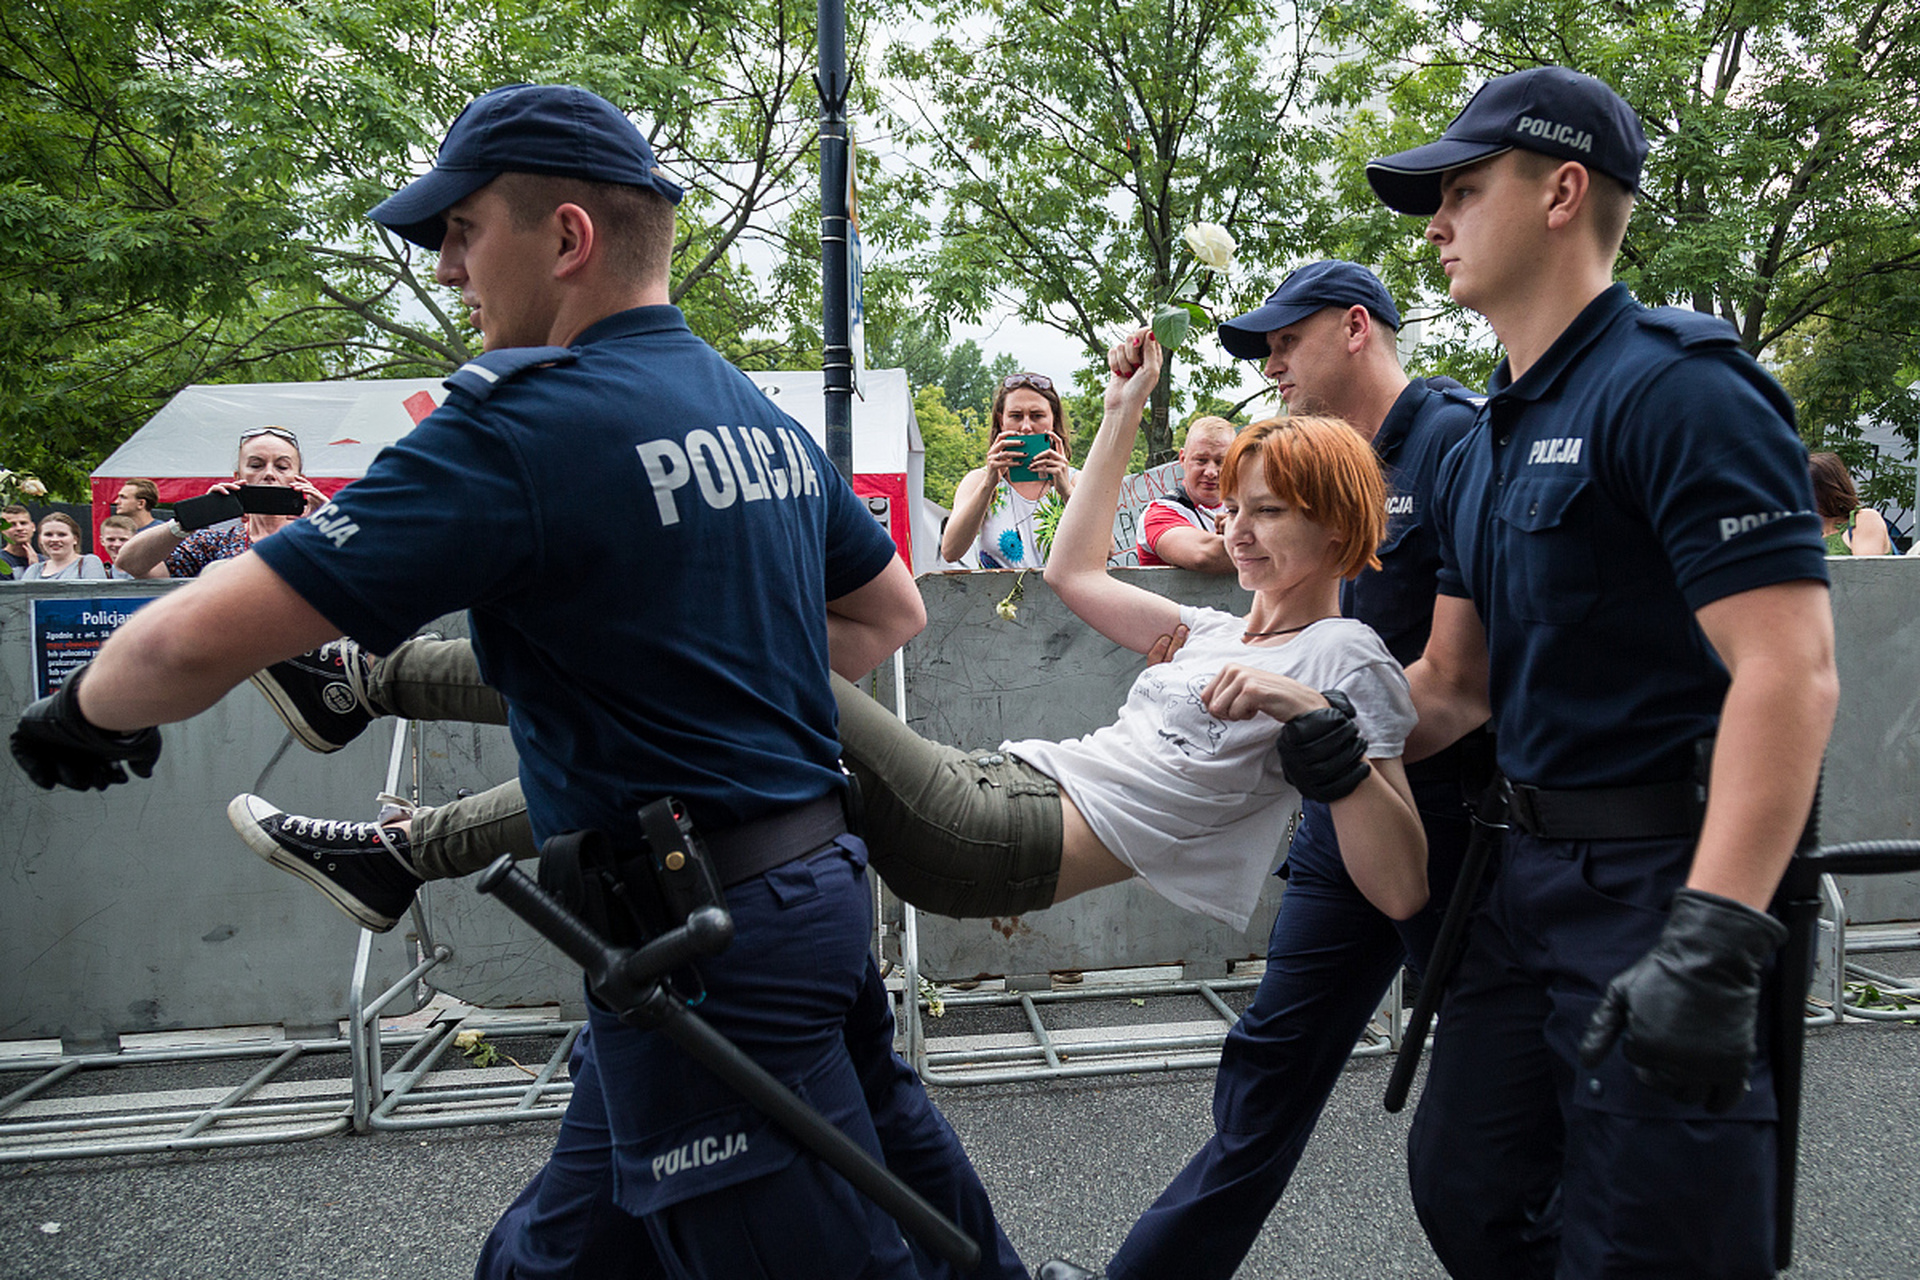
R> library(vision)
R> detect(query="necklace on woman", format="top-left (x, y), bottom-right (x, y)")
top-left (1242, 620), bottom-right (1317, 642)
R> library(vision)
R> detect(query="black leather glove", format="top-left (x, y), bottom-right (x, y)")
top-left (10, 664), bottom-right (162, 791)
top-left (1578, 887), bottom-right (1788, 1112)
top-left (1276, 689), bottom-right (1371, 803)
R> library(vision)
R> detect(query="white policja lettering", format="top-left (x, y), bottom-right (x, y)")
top-left (1516, 115), bottom-right (1593, 153)
top-left (685, 430), bottom-right (739, 510)
top-left (751, 426), bottom-right (791, 498)
top-left (306, 501), bottom-right (361, 549)
top-left (635, 426), bottom-right (820, 526)
top-left (717, 426), bottom-right (770, 502)
top-left (650, 1131), bottom-right (749, 1180)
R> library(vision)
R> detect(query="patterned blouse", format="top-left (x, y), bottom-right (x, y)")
top-left (166, 523), bottom-right (253, 578)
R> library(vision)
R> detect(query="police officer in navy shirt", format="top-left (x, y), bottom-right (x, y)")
top-left (11, 84), bottom-right (1026, 1280)
top-left (1367, 68), bottom-right (1836, 1278)
top-left (1052, 263), bottom-right (1485, 1280)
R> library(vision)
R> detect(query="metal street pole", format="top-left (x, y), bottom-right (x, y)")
top-left (817, 0), bottom-right (854, 480)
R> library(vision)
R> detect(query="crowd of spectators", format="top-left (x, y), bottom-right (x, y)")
top-left (2, 486), bottom-right (152, 581)
top-left (3, 428), bottom-right (325, 586)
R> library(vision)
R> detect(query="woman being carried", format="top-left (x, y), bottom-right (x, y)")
top-left (227, 341), bottom-right (1423, 935)
top-left (841, 337), bottom-right (1426, 928)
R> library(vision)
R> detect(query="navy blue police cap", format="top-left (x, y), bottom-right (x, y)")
top-left (1217, 261), bottom-right (1401, 360)
top-left (369, 84), bottom-right (685, 250)
top-left (1365, 66), bottom-right (1649, 217)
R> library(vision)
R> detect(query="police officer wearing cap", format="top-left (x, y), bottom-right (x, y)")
top-left (9, 83), bottom-right (1026, 1280)
top-left (1045, 263), bottom-right (1486, 1280)
top-left (1367, 67), bottom-right (1835, 1278)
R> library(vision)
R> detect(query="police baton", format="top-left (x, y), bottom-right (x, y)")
top-left (1766, 836), bottom-right (1920, 1270)
top-left (476, 855), bottom-right (983, 1271)
top-left (1383, 777), bottom-right (1506, 1113)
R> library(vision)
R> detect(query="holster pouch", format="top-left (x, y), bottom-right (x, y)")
top-left (537, 797), bottom-right (726, 998)
top-left (837, 761), bottom-right (866, 841)
top-left (537, 829), bottom-right (653, 949)
top-left (637, 797), bottom-right (726, 929)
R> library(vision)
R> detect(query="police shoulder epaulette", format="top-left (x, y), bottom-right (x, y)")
top-left (1636, 306), bottom-right (1742, 350)
top-left (443, 346), bottom-right (579, 402)
top-left (1437, 383), bottom-right (1487, 408)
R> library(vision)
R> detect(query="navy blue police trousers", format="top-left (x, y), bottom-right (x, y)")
top-left (476, 837), bottom-right (1026, 1280)
top-left (1107, 776), bottom-right (1473, 1280)
top-left (1408, 832), bottom-right (1777, 1280)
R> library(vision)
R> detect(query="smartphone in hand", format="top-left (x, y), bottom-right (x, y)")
top-left (1007, 433), bottom-right (1052, 483)
top-left (172, 485), bottom-right (307, 532)
top-left (235, 485), bottom-right (308, 516)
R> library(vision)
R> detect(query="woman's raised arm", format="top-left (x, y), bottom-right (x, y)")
top-left (1044, 333), bottom-right (1183, 653)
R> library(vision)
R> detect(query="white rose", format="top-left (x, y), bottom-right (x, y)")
top-left (454, 1029), bottom-right (484, 1051)
top-left (18, 476), bottom-right (47, 498)
top-left (1183, 222), bottom-right (1235, 270)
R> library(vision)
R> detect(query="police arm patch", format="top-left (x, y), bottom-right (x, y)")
top-left (444, 346), bottom-right (579, 402)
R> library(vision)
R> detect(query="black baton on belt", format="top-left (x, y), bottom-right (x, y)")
top-left (1766, 833), bottom-right (1920, 1270)
top-left (476, 855), bottom-right (983, 1271)
top-left (1384, 776), bottom-right (1507, 1113)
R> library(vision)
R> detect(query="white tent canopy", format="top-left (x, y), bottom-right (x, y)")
top-left (91, 368), bottom-right (944, 571)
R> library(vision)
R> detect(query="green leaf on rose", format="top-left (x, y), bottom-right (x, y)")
top-left (1151, 304), bottom-right (1191, 349)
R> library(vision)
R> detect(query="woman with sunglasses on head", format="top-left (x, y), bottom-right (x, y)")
top-left (117, 428), bottom-right (329, 579)
top-left (940, 371), bottom-right (1079, 568)
top-left (841, 335), bottom-right (1427, 927)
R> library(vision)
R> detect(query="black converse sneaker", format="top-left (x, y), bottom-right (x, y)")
top-left (228, 793), bottom-right (423, 932)
top-left (248, 640), bottom-right (378, 753)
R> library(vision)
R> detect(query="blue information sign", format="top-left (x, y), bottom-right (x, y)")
top-left (31, 596), bottom-right (157, 698)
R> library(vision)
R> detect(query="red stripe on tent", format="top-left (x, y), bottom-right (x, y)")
top-left (852, 472), bottom-right (911, 565)
top-left (403, 391), bottom-right (438, 424)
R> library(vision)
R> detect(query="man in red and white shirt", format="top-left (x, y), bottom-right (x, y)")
top-left (1135, 415), bottom-right (1238, 571)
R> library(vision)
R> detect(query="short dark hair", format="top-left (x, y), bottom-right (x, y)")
top-left (1513, 150), bottom-right (1634, 254)
top-left (122, 478), bottom-right (159, 512)
top-left (493, 172), bottom-right (675, 283)
top-left (2, 503), bottom-right (28, 519)
top-left (1808, 452), bottom-right (1860, 520)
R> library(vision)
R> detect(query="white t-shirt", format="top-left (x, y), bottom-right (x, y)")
top-left (1005, 606), bottom-right (1415, 930)
top-left (975, 473), bottom-right (1079, 569)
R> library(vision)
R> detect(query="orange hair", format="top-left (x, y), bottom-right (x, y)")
top-left (1220, 415), bottom-right (1387, 580)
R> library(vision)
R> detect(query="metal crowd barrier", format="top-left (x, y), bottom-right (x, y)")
top-left (1, 716), bottom-right (582, 1162)
top-left (4, 567), bottom-right (1918, 1157)
top-left (876, 579), bottom-right (1418, 1085)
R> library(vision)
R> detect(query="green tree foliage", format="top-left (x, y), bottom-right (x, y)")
top-left (1774, 292), bottom-right (1920, 510)
top-left (1322, 0), bottom-right (1920, 467)
top-left (883, 0), bottom-right (1342, 463)
top-left (0, 0), bottom-right (858, 495)
top-left (866, 311), bottom-right (1017, 419)
top-left (912, 383), bottom-right (980, 505)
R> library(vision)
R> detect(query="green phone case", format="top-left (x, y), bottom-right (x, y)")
top-left (1007, 433), bottom-right (1051, 483)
